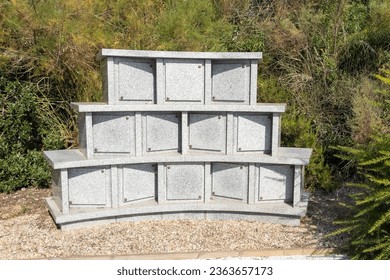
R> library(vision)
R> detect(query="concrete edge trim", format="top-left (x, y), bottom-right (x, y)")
top-left (33, 248), bottom-right (338, 260)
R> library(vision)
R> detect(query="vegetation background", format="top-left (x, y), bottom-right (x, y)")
top-left (0, 0), bottom-right (389, 259)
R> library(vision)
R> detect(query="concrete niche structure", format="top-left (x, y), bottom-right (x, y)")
top-left (44, 49), bottom-right (312, 229)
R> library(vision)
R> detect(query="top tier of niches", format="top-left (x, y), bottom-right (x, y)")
top-left (99, 49), bottom-right (262, 105)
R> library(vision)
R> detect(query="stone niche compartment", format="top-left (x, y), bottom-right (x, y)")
top-left (165, 163), bottom-right (204, 201)
top-left (68, 167), bottom-right (111, 207)
top-left (211, 60), bottom-right (250, 104)
top-left (110, 57), bottom-right (156, 104)
top-left (92, 113), bottom-right (135, 156)
top-left (119, 164), bottom-right (156, 205)
top-left (257, 165), bottom-right (294, 202)
top-left (235, 114), bottom-right (272, 154)
top-left (211, 163), bottom-right (248, 202)
top-left (143, 113), bottom-right (180, 154)
top-left (163, 59), bottom-right (205, 103)
top-left (188, 113), bottom-right (227, 153)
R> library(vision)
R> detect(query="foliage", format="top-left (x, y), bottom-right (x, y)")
top-left (282, 113), bottom-right (333, 190)
top-left (333, 68), bottom-right (390, 259)
top-left (0, 0), bottom-right (390, 193)
top-left (219, 0), bottom-right (265, 52)
top-left (154, 0), bottom-right (232, 51)
top-left (338, 1), bottom-right (390, 73)
top-left (0, 78), bottom-right (65, 192)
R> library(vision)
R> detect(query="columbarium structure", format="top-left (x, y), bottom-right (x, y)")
top-left (44, 49), bottom-right (312, 229)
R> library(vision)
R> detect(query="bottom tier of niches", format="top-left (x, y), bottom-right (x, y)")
top-left (47, 161), bottom-right (308, 229)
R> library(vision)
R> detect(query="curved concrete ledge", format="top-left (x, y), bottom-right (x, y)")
top-left (46, 197), bottom-right (307, 229)
top-left (43, 148), bottom-right (312, 169)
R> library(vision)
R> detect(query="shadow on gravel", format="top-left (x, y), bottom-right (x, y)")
top-left (304, 186), bottom-right (357, 250)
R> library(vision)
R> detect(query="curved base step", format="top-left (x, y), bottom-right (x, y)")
top-left (46, 197), bottom-right (307, 230)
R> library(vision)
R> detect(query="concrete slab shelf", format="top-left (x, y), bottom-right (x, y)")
top-left (97, 49), bottom-right (262, 60)
top-left (44, 148), bottom-right (312, 169)
top-left (70, 102), bottom-right (287, 113)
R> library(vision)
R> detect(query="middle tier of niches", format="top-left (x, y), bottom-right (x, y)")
top-left (72, 103), bottom-right (284, 159)
top-left (98, 49), bottom-right (262, 105)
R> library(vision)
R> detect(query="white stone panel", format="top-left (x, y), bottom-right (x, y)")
top-left (237, 114), bottom-right (271, 152)
top-left (146, 114), bottom-right (179, 152)
top-left (117, 58), bottom-right (155, 102)
top-left (212, 163), bottom-right (248, 201)
top-left (68, 167), bottom-right (109, 206)
top-left (212, 61), bottom-right (250, 102)
top-left (258, 165), bottom-right (293, 202)
top-left (165, 59), bottom-right (204, 102)
top-left (122, 164), bottom-right (156, 203)
top-left (92, 113), bottom-right (134, 154)
top-left (189, 114), bottom-right (226, 152)
top-left (166, 164), bottom-right (204, 200)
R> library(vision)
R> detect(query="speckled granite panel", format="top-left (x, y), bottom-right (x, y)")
top-left (189, 114), bottom-right (226, 153)
top-left (145, 114), bottom-right (179, 152)
top-left (68, 167), bottom-right (109, 206)
top-left (258, 165), bottom-right (294, 202)
top-left (92, 113), bottom-right (134, 154)
top-left (212, 61), bottom-right (250, 103)
top-left (122, 164), bottom-right (156, 203)
top-left (166, 164), bottom-right (204, 201)
top-left (212, 163), bottom-right (248, 201)
top-left (164, 59), bottom-right (204, 103)
top-left (116, 58), bottom-right (155, 102)
top-left (236, 114), bottom-right (271, 152)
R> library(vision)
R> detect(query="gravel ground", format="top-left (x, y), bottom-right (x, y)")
top-left (0, 187), bottom-right (347, 260)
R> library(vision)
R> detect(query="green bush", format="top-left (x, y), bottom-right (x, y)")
top-left (332, 68), bottom-right (390, 259)
top-left (258, 77), bottom-right (333, 190)
top-left (334, 133), bottom-right (390, 259)
top-left (0, 78), bottom-right (64, 192)
top-left (282, 113), bottom-right (333, 190)
top-left (338, 1), bottom-right (390, 73)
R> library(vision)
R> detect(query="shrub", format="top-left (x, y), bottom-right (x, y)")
top-left (259, 76), bottom-right (333, 190)
top-left (332, 68), bottom-right (390, 259)
top-left (282, 113), bottom-right (333, 190)
top-left (0, 78), bottom-right (64, 192)
top-left (338, 1), bottom-right (390, 73)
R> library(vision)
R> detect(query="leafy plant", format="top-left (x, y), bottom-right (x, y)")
top-left (332, 68), bottom-right (390, 259)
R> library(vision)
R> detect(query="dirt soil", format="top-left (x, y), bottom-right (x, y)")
top-left (0, 187), bottom-right (350, 259)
